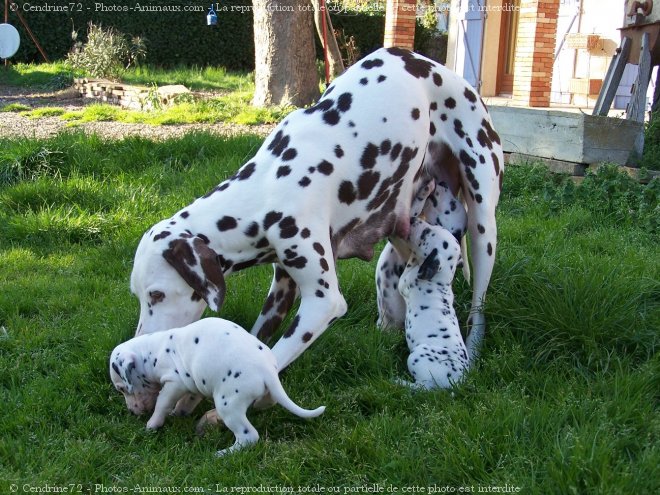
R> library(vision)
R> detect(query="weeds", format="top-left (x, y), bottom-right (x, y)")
top-left (502, 162), bottom-right (659, 234)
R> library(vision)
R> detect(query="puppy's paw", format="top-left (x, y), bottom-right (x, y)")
top-left (195, 409), bottom-right (223, 436)
top-left (146, 418), bottom-right (164, 430)
top-left (252, 393), bottom-right (276, 410)
top-left (172, 394), bottom-right (201, 417)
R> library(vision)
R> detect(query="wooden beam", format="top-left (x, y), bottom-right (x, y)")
top-left (628, 32), bottom-right (653, 160)
top-left (8, 1), bottom-right (49, 62)
top-left (651, 67), bottom-right (660, 117)
top-left (627, 32), bottom-right (652, 122)
top-left (593, 37), bottom-right (632, 116)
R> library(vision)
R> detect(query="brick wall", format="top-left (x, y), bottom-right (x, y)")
top-left (512, 0), bottom-right (560, 107)
top-left (384, 0), bottom-right (417, 49)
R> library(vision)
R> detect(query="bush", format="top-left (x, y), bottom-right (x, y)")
top-left (67, 23), bottom-right (146, 80)
top-left (10, 0), bottom-right (254, 69)
top-left (640, 112), bottom-right (660, 171)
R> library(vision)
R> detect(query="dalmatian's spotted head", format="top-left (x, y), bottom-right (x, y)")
top-left (131, 221), bottom-right (226, 336)
top-left (405, 218), bottom-right (461, 288)
top-left (110, 345), bottom-right (160, 415)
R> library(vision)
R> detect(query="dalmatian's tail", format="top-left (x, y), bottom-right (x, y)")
top-left (265, 374), bottom-right (326, 419)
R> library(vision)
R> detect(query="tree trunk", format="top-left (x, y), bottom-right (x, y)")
top-left (311, 0), bottom-right (345, 79)
top-left (252, 0), bottom-right (320, 107)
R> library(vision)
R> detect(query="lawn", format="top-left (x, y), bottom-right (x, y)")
top-left (0, 131), bottom-right (658, 493)
top-left (0, 63), bottom-right (294, 126)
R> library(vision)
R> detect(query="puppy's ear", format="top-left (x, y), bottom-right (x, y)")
top-left (111, 352), bottom-right (138, 394)
top-left (417, 248), bottom-right (440, 281)
top-left (162, 236), bottom-right (226, 312)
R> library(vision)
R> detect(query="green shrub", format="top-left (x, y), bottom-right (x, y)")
top-left (640, 112), bottom-right (660, 171)
top-left (67, 23), bottom-right (146, 80)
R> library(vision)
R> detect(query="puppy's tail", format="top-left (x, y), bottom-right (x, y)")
top-left (265, 373), bottom-right (326, 419)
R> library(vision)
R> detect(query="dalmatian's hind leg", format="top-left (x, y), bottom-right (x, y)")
top-left (462, 151), bottom-right (502, 361)
top-left (251, 264), bottom-right (299, 343)
top-left (214, 397), bottom-right (259, 456)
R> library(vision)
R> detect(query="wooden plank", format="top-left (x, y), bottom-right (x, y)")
top-left (583, 115), bottom-right (643, 164)
top-left (490, 106), bottom-right (584, 162)
top-left (491, 105), bottom-right (641, 165)
top-left (652, 68), bottom-right (660, 113)
top-left (629, 32), bottom-right (653, 159)
top-left (627, 32), bottom-right (652, 122)
top-left (593, 37), bottom-right (632, 116)
top-left (506, 153), bottom-right (588, 176)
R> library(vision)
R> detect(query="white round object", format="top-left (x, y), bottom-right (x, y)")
top-left (0, 23), bottom-right (20, 59)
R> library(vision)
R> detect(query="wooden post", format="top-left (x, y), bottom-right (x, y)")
top-left (4, 0), bottom-right (7, 67)
top-left (651, 68), bottom-right (660, 117)
top-left (8, 1), bottom-right (49, 62)
top-left (628, 32), bottom-right (652, 160)
top-left (311, 0), bottom-right (344, 79)
top-left (593, 37), bottom-right (632, 116)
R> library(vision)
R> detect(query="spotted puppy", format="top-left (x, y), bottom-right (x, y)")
top-left (396, 218), bottom-right (469, 390)
top-left (130, 47), bottom-right (503, 372)
top-left (376, 180), bottom-right (467, 331)
top-left (109, 318), bottom-right (325, 456)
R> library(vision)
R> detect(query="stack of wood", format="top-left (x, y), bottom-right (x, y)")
top-left (73, 78), bottom-right (190, 110)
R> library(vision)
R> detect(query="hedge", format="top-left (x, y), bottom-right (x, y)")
top-left (10, 0), bottom-right (255, 69)
top-left (8, 0), bottom-right (446, 69)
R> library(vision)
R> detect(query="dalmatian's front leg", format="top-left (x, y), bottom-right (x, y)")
top-left (270, 237), bottom-right (347, 371)
top-left (251, 264), bottom-right (299, 343)
top-left (146, 381), bottom-right (188, 430)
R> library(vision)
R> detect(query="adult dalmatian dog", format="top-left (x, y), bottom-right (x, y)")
top-left (110, 318), bottom-right (325, 455)
top-left (130, 48), bottom-right (503, 371)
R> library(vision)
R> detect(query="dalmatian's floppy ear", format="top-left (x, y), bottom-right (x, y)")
top-left (111, 352), bottom-right (138, 394)
top-left (417, 248), bottom-right (440, 281)
top-left (162, 236), bottom-right (226, 312)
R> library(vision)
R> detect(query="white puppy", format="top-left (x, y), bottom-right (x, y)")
top-left (397, 218), bottom-right (469, 389)
top-left (110, 318), bottom-right (325, 455)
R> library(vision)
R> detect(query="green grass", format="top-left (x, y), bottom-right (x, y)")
top-left (21, 107), bottom-right (67, 119)
top-left (0, 133), bottom-right (658, 492)
top-left (0, 103), bottom-right (32, 113)
top-left (0, 61), bottom-right (75, 89)
top-left (120, 65), bottom-right (254, 92)
top-left (1, 62), bottom-right (293, 126)
top-left (0, 62), bottom-right (251, 92)
top-left (56, 97), bottom-right (294, 126)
